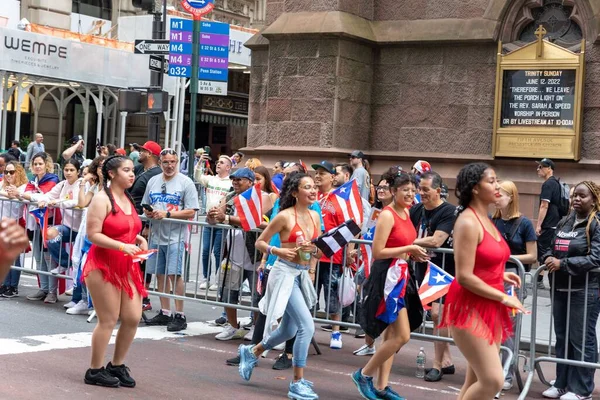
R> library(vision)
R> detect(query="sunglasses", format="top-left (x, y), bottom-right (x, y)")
top-left (376, 186), bottom-right (390, 191)
top-left (160, 148), bottom-right (177, 156)
top-left (5, 170), bottom-right (15, 175)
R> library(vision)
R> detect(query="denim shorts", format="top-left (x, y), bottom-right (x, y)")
top-left (147, 242), bottom-right (185, 276)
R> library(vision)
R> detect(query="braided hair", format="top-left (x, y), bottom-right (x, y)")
top-left (455, 162), bottom-right (491, 215)
top-left (280, 172), bottom-right (309, 211)
top-left (101, 155), bottom-right (135, 214)
top-left (574, 181), bottom-right (600, 253)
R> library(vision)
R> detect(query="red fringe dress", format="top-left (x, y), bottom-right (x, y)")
top-left (440, 208), bottom-right (512, 344)
top-left (82, 201), bottom-right (147, 299)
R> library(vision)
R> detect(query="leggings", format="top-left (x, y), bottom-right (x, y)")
top-left (261, 275), bottom-right (315, 368)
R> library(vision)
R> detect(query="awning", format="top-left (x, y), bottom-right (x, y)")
top-left (200, 109), bottom-right (247, 126)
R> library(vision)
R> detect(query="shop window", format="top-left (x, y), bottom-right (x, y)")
top-left (72, 0), bottom-right (112, 21)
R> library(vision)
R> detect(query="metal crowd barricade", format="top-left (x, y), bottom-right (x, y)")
top-left (519, 266), bottom-right (600, 400)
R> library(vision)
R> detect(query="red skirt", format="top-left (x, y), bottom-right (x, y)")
top-left (82, 245), bottom-right (147, 299)
top-left (440, 281), bottom-right (512, 344)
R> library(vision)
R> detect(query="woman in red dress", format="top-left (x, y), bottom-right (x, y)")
top-left (440, 163), bottom-right (525, 399)
top-left (83, 155), bottom-right (147, 388)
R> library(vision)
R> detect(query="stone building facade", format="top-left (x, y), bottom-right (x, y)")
top-left (244, 0), bottom-right (600, 218)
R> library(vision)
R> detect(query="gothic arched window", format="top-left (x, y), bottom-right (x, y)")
top-left (518, 0), bottom-right (583, 46)
top-left (72, 0), bottom-right (112, 21)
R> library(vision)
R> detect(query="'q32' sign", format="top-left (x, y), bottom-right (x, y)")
top-left (181, 0), bottom-right (215, 19)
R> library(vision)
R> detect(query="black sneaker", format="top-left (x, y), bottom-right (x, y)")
top-left (145, 310), bottom-right (172, 326)
top-left (272, 353), bottom-right (292, 370)
top-left (320, 324), bottom-right (349, 333)
top-left (106, 362), bottom-right (136, 388)
top-left (214, 316), bottom-right (227, 326)
top-left (167, 313), bottom-right (187, 332)
top-left (226, 355), bottom-right (241, 366)
top-left (0, 285), bottom-right (7, 296)
top-left (84, 367), bottom-right (120, 387)
top-left (3, 287), bottom-right (18, 298)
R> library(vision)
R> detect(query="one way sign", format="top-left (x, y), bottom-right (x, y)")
top-left (134, 39), bottom-right (170, 55)
top-left (149, 55), bottom-right (169, 74)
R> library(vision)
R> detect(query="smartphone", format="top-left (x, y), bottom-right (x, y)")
top-left (204, 146), bottom-right (211, 154)
top-left (142, 204), bottom-right (154, 212)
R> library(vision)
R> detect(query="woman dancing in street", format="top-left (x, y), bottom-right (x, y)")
top-left (83, 155), bottom-right (147, 388)
top-left (440, 163), bottom-right (525, 400)
top-left (237, 172), bottom-right (322, 400)
top-left (352, 171), bottom-right (429, 400)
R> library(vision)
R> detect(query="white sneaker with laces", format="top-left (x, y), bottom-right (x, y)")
top-left (560, 392), bottom-right (592, 400)
top-left (215, 324), bottom-right (246, 341)
top-left (209, 283), bottom-right (218, 291)
top-left (66, 300), bottom-right (90, 315)
top-left (64, 301), bottom-right (76, 309)
top-left (543, 386), bottom-right (567, 399)
top-left (199, 279), bottom-right (208, 290)
top-left (353, 344), bottom-right (376, 356)
top-left (503, 380), bottom-right (513, 391)
top-left (244, 327), bottom-right (254, 341)
top-left (330, 331), bottom-right (343, 349)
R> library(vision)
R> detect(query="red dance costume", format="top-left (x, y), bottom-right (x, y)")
top-left (440, 207), bottom-right (512, 344)
top-left (384, 206), bottom-right (417, 248)
top-left (82, 201), bottom-right (147, 299)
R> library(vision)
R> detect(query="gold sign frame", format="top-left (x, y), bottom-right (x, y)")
top-left (492, 29), bottom-right (585, 160)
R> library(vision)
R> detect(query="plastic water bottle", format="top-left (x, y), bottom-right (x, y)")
top-left (416, 347), bottom-right (426, 378)
top-left (296, 233), bottom-right (311, 261)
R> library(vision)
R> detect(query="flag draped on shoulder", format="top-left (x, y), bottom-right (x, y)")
top-left (375, 259), bottom-right (409, 324)
top-left (328, 179), bottom-right (364, 226)
top-left (234, 183), bottom-right (263, 231)
top-left (314, 219), bottom-right (361, 258)
top-left (29, 207), bottom-right (49, 247)
top-left (418, 262), bottom-right (454, 309)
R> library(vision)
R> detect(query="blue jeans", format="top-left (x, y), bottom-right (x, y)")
top-left (47, 225), bottom-right (76, 268)
top-left (261, 275), bottom-right (315, 368)
top-left (553, 288), bottom-right (600, 396)
top-left (202, 227), bottom-right (223, 280)
top-left (32, 231), bottom-right (56, 293)
top-left (3, 255), bottom-right (22, 287)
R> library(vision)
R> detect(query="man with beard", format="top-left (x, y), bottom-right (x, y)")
top-left (409, 171), bottom-right (456, 382)
top-left (62, 135), bottom-right (86, 166)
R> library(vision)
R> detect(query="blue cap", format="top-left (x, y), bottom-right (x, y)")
top-left (230, 167), bottom-right (255, 181)
top-left (311, 160), bottom-right (335, 174)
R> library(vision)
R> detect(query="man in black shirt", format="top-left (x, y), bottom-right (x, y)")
top-left (61, 135), bottom-right (86, 166)
top-left (535, 158), bottom-right (562, 288)
top-left (129, 141), bottom-right (162, 214)
top-left (410, 171), bottom-right (456, 382)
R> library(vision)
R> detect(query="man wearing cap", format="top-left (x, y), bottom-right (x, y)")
top-left (129, 143), bottom-right (140, 167)
top-left (62, 135), bottom-right (85, 166)
top-left (412, 160), bottom-right (432, 204)
top-left (536, 158), bottom-right (562, 289)
top-left (349, 150), bottom-right (371, 201)
top-left (142, 148), bottom-right (200, 332)
top-left (208, 168), bottom-right (273, 340)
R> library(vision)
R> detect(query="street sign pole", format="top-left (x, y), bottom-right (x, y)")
top-left (188, 18), bottom-right (200, 180)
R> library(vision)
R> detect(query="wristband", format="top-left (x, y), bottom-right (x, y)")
top-left (500, 294), bottom-right (509, 305)
top-left (118, 243), bottom-right (125, 252)
top-left (268, 246), bottom-right (276, 256)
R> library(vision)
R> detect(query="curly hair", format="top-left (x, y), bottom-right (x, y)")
top-left (280, 172), bottom-right (310, 211)
top-left (31, 152), bottom-right (55, 174)
top-left (101, 155), bottom-right (134, 214)
top-left (2, 161), bottom-right (27, 188)
top-left (455, 162), bottom-right (491, 213)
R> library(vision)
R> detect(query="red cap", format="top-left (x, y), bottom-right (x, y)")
top-left (140, 141), bottom-right (161, 157)
top-left (115, 148), bottom-right (126, 156)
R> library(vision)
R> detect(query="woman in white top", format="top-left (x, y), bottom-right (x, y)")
top-left (0, 161), bottom-right (28, 298)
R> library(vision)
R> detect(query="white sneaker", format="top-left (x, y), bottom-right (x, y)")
top-left (560, 393), bottom-right (592, 400)
top-left (353, 344), bottom-right (376, 356)
top-left (503, 380), bottom-right (513, 391)
top-left (215, 324), bottom-right (246, 341)
top-left (543, 386), bottom-right (567, 399)
top-left (273, 342), bottom-right (285, 351)
top-left (63, 301), bottom-right (77, 309)
top-left (65, 288), bottom-right (73, 296)
top-left (209, 283), bottom-right (218, 291)
top-left (199, 280), bottom-right (209, 290)
top-left (244, 327), bottom-right (254, 341)
top-left (51, 266), bottom-right (67, 275)
top-left (330, 331), bottom-right (342, 349)
top-left (66, 300), bottom-right (90, 315)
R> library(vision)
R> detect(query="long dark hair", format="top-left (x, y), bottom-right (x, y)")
top-left (280, 172), bottom-right (309, 211)
top-left (63, 158), bottom-right (81, 172)
top-left (455, 162), bottom-right (491, 214)
top-left (101, 155), bottom-right (134, 214)
top-left (254, 166), bottom-right (274, 194)
top-left (88, 155), bottom-right (106, 185)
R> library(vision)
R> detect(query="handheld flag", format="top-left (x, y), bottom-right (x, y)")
top-left (257, 270), bottom-right (264, 295)
top-left (418, 262), bottom-right (454, 309)
top-left (298, 159), bottom-right (308, 173)
top-left (29, 207), bottom-right (49, 248)
top-left (130, 249), bottom-right (158, 263)
top-left (314, 219), bottom-right (361, 258)
top-left (359, 208), bottom-right (381, 278)
top-left (234, 183), bottom-right (263, 231)
top-left (328, 180), bottom-right (364, 226)
top-left (375, 259), bottom-right (409, 324)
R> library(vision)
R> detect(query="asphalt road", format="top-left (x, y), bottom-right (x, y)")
top-left (1, 274), bottom-right (596, 400)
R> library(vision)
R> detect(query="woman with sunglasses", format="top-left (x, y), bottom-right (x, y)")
top-left (20, 152), bottom-right (60, 303)
top-left (0, 161), bottom-right (28, 297)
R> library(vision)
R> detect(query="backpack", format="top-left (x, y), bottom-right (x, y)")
top-left (555, 178), bottom-right (570, 217)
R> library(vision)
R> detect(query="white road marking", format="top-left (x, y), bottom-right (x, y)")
top-left (0, 322), bottom-right (222, 356)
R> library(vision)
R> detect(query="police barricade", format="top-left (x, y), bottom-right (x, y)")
top-left (519, 266), bottom-right (600, 400)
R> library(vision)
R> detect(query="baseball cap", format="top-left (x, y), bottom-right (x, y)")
top-left (536, 158), bottom-right (555, 170)
top-left (230, 167), bottom-right (255, 181)
top-left (129, 143), bottom-right (140, 150)
top-left (412, 160), bottom-right (432, 174)
top-left (311, 160), bottom-right (335, 174)
top-left (349, 150), bottom-right (364, 159)
top-left (139, 140), bottom-right (161, 157)
top-left (71, 135), bottom-right (83, 143)
top-left (115, 148), bottom-right (127, 156)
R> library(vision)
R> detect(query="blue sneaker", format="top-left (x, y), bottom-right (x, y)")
top-left (238, 344), bottom-right (258, 381)
top-left (376, 386), bottom-right (406, 400)
top-left (288, 379), bottom-right (319, 400)
top-left (351, 369), bottom-right (379, 400)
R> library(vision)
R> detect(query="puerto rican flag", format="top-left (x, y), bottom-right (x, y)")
top-left (418, 262), bottom-right (454, 309)
top-left (358, 208), bottom-right (381, 278)
top-left (130, 249), bottom-right (158, 263)
top-left (234, 183), bottom-right (263, 231)
top-left (29, 207), bottom-right (49, 248)
top-left (375, 259), bottom-right (409, 324)
top-left (328, 179), bottom-right (364, 226)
